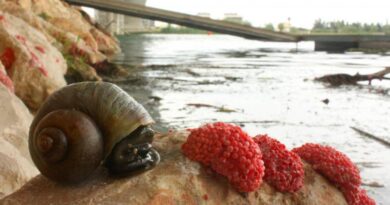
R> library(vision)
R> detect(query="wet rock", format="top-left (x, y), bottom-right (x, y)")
top-left (0, 84), bottom-right (38, 199)
top-left (1, 132), bottom-right (347, 205)
top-left (0, 62), bottom-right (14, 92)
top-left (0, 11), bottom-right (67, 110)
top-left (0, 0), bottom-right (121, 58)
top-left (64, 54), bottom-right (102, 83)
top-left (29, 0), bottom-right (120, 56)
top-left (0, 2), bottom-right (105, 68)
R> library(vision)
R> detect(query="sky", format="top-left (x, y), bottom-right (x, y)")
top-left (146, 0), bottom-right (390, 28)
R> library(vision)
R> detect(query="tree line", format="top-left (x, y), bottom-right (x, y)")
top-left (264, 19), bottom-right (390, 34)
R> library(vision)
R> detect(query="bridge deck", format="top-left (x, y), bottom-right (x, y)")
top-left (65, 0), bottom-right (298, 42)
top-left (66, 0), bottom-right (390, 45)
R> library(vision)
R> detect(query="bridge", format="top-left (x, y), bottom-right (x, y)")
top-left (66, 0), bottom-right (390, 52)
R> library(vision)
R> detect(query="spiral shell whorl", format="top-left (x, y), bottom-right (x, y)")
top-left (35, 127), bottom-right (67, 163)
top-left (30, 109), bottom-right (104, 183)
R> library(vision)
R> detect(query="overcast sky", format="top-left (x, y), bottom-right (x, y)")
top-left (147, 0), bottom-right (390, 28)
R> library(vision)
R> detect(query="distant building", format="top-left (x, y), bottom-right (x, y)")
top-left (278, 18), bottom-right (291, 32)
top-left (197, 12), bottom-right (211, 18)
top-left (95, 0), bottom-right (154, 34)
top-left (223, 13), bottom-right (243, 24)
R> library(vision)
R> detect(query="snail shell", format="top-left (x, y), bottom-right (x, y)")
top-left (29, 82), bottom-right (154, 183)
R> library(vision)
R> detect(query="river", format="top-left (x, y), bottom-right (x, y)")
top-left (114, 34), bottom-right (390, 204)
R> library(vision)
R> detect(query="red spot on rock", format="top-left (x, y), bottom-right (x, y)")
top-left (29, 52), bottom-right (48, 77)
top-left (70, 43), bottom-right (86, 57)
top-left (0, 48), bottom-right (15, 70)
top-left (182, 122), bottom-right (265, 192)
top-left (35, 46), bottom-right (45, 54)
top-left (202, 194), bottom-right (208, 200)
top-left (0, 71), bottom-right (14, 92)
top-left (15, 35), bottom-right (27, 44)
top-left (0, 15), bottom-right (4, 21)
top-left (38, 67), bottom-right (48, 77)
top-left (253, 135), bottom-right (304, 193)
top-left (12, 35), bottom-right (48, 77)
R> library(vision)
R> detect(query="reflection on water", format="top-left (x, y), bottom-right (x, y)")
top-left (115, 34), bottom-right (390, 204)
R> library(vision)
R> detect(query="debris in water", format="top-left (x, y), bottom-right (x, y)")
top-left (315, 67), bottom-right (390, 86)
top-left (362, 181), bottom-right (384, 188)
top-left (149, 95), bottom-right (162, 102)
top-left (322, 98), bottom-right (330, 104)
top-left (187, 103), bottom-right (238, 113)
top-left (351, 126), bottom-right (390, 147)
top-left (184, 68), bottom-right (201, 77)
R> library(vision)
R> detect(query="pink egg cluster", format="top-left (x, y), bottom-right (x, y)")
top-left (181, 122), bottom-right (375, 205)
top-left (182, 122), bottom-right (264, 192)
top-left (253, 135), bottom-right (304, 192)
top-left (293, 143), bottom-right (375, 205)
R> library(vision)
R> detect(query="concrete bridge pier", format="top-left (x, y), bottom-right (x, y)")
top-left (358, 41), bottom-right (390, 50)
top-left (314, 41), bottom-right (359, 52)
top-left (314, 41), bottom-right (390, 52)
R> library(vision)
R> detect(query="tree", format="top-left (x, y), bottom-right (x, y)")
top-left (278, 23), bottom-right (284, 32)
top-left (264, 23), bottom-right (274, 31)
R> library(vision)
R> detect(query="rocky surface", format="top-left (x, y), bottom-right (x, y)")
top-left (0, 0), bottom-right (122, 109)
top-left (0, 62), bottom-right (13, 92)
top-left (0, 132), bottom-right (347, 205)
top-left (0, 2), bottom-right (106, 64)
top-left (0, 11), bottom-right (67, 110)
top-left (0, 84), bottom-right (38, 199)
top-left (30, 0), bottom-right (120, 56)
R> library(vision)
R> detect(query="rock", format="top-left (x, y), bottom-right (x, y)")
top-left (0, 1), bottom-right (117, 80)
top-left (64, 54), bottom-right (102, 82)
top-left (0, 11), bottom-right (67, 110)
top-left (29, 0), bottom-right (120, 56)
top-left (0, 132), bottom-right (347, 205)
top-left (0, 2), bottom-right (56, 43)
top-left (0, 0), bottom-right (123, 83)
top-left (0, 0), bottom-right (31, 9)
top-left (0, 84), bottom-right (38, 199)
top-left (0, 62), bottom-right (14, 92)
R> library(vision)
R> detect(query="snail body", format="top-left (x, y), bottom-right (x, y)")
top-left (29, 82), bottom-right (160, 183)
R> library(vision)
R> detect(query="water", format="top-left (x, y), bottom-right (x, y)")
top-left (114, 34), bottom-right (390, 204)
